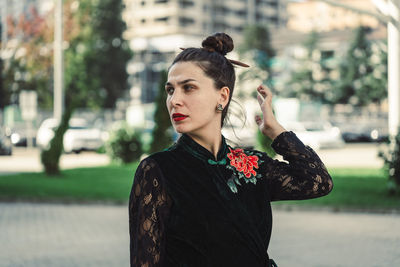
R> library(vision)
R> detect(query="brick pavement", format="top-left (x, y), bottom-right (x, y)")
top-left (0, 202), bottom-right (129, 267)
top-left (1, 202), bottom-right (399, 267)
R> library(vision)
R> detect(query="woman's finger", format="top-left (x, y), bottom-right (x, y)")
top-left (258, 88), bottom-right (273, 107)
top-left (254, 114), bottom-right (262, 126)
top-left (257, 92), bottom-right (264, 106)
top-left (258, 84), bottom-right (271, 94)
top-left (257, 85), bottom-right (267, 98)
top-left (260, 86), bottom-right (273, 104)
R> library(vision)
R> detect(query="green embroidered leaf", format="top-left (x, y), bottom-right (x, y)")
top-left (227, 179), bottom-right (238, 193)
top-left (234, 176), bottom-right (242, 186)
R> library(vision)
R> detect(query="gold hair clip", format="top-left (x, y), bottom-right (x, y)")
top-left (179, 47), bottom-right (250, 68)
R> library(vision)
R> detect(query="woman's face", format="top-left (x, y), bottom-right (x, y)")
top-left (165, 61), bottom-right (228, 137)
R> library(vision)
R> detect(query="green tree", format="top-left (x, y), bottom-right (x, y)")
top-left (90, 0), bottom-right (132, 108)
top-left (63, 0), bottom-right (132, 109)
top-left (284, 31), bottom-right (335, 104)
top-left (238, 24), bottom-right (276, 94)
top-left (0, 23), bottom-right (4, 112)
top-left (41, 0), bottom-right (132, 175)
top-left (335, 26), bottom-right (387, 106)
top-left (149, 70), bottom-right (173, 153)
top-left (238, 24), bottom-right (276, 155)
top-left (40, 106), bottom-right (73, 175)
top-left (2, 7), bottom-right (53, 109)
top-left (0, 58), bottom-right (3, 111)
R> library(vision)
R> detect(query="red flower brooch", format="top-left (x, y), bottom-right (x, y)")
top-left (227, 147), bottom-right (259, 178)
top-left (225, 147), bottom-right (263, 193)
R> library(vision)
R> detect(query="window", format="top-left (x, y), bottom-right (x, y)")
top-left (234, 26), bottom-right (243, 32)
top-left (214, 22), bottom-right (228, 30)
top-left (155, 16), bottom-right (169, 22)
top-left (179, 0), bottom-right (194, 8)
top-left (218, 7), bottom-right (229, 15)
top-left (179, 17), bottom-right (195, 27)
top-left (267, 1), bottom-right (278, 8)
top-left (235, 10), bottom-right (246, 17)
top-left (269, 16), bottom-right (279, 23)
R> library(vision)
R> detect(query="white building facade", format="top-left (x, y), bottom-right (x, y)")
top-left (122, 0), bottom-right (288, 105)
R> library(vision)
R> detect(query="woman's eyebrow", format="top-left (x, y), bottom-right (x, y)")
top-left (165, 79), bottom-right (197, 87)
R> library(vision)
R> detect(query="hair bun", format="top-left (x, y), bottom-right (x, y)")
top-left (201, 33), bottom-right (234, 56)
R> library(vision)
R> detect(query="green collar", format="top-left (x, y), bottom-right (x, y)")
top-left (177, 134), bottom-right (229, 165)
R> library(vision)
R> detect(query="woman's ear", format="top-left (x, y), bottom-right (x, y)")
top-left (219, 86), bottom-right (230, 106)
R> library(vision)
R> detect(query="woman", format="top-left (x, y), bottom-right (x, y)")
top-left (129, 33), bottom-right (333, 267)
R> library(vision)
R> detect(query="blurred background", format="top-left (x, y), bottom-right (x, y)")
top-left (0, 0), bottom-right (399, 266)
top-left (0, 0), bottom-right (392, 158)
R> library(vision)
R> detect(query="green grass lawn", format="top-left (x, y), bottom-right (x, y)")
top-left (272, 167), bottom-right (400, 211)
top-left (0, 164), bottom-right (399, 211)
top-left (0, 162), bottom-right (139, 204)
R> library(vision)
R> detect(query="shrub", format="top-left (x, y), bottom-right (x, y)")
top-left (149, 70), bottom-right (173, 153)
top-left (378, 128), bottom-right (400, 195)
top-left (106, 122), bottom-right (143, 164)
top-left (256, 130), bottom-right (276, 158)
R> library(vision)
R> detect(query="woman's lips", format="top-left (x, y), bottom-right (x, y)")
top-left (172, 113), bottom-right (188, 122)
top-left (173, 117), bottom-right (187, 122)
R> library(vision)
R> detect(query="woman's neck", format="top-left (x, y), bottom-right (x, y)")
top-left (187, 131), bottom-right (222, 160)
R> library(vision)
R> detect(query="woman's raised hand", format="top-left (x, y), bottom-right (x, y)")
top-left (254, 84), bottom-right (286, 140)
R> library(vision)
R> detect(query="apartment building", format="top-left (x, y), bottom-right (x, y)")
top-left (123, 0), bottom-right (287, 105)
top-left (286, 0), bottom-right (381, 33)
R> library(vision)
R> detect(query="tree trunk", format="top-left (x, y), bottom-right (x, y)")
top-left (40, 106), bottom-right (74, 176)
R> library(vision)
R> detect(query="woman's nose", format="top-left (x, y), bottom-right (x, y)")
top-left (170, 90), bottom-right (183, 106)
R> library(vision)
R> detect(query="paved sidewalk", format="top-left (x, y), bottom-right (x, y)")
top-left (269, 208), bottom-right (400, 267)
top-left (0, 202), bottom-right (129, 267)
top-left (0, 202), bottom-right (399, 267)
top-left (0, 143), bottom-right (385, 175)
top-left (315, 143), bottom-right (385, 168)
top-left (0, 148), bottom-right (110, 175)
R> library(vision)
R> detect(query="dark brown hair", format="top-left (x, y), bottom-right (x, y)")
top-left (169, 32), bottom-right (236, 127)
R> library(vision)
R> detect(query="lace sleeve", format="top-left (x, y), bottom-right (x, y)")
top-left (129, 158), bottom-right (172, 266)
top-left (262, 131), bottom-right (333, 201)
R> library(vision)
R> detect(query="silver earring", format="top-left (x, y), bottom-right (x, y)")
top-left (217, 104), bottom-right (224, 111)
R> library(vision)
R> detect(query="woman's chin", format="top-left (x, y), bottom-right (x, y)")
top-left (173, 126), bottom-right (187, 134)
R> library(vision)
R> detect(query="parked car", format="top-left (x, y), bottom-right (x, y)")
top-left (335, 121), bottom-right (389, 143)
top-left (281, 121), bottom-right (345, 150)
top-left (0, 127), bottom-right (12, 155)
top-left (10, 123), bottom-right (36, 147)
top-left (36, 118), bottom-right (104, 153)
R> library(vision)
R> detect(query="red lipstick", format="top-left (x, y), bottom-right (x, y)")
top-left (172, 113), bottom-right (188, 122)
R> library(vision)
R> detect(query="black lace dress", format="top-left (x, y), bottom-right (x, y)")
top-left (129, 131), bottom-right (333, 267)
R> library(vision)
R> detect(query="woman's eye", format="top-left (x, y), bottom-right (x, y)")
top-left (165, 87), bottom-right (174, 95)
top-left (183, 84), bottom-right (194, 91)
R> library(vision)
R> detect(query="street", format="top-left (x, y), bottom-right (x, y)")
top-left (0, 147), bottom-right (110, 175)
